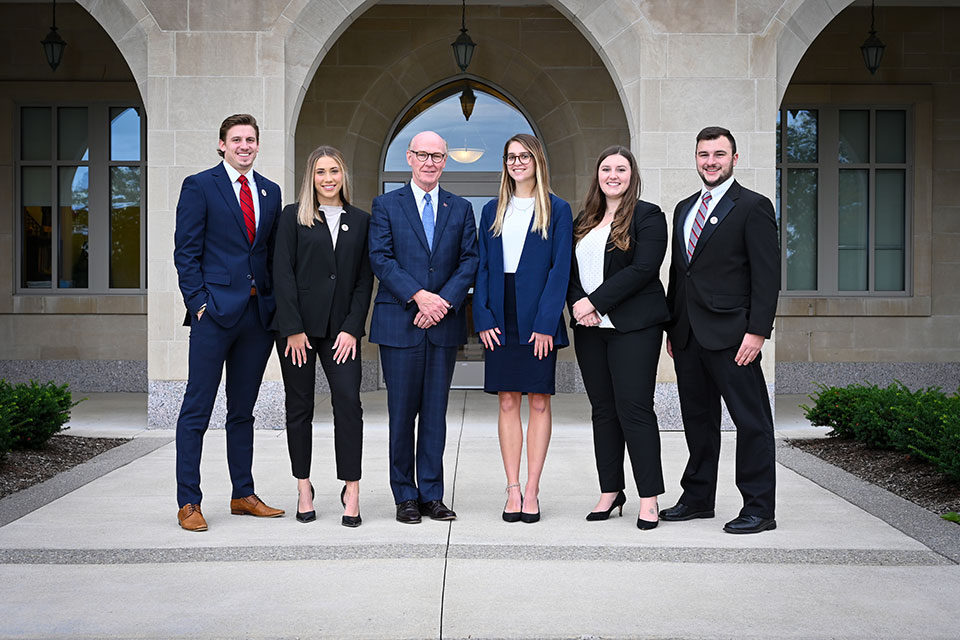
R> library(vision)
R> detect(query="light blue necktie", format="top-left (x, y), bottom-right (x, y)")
top-left (422, 192), bottom-right (435, 251)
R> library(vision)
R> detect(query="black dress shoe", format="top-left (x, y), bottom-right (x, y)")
top-left (418, 500), bottom-right (457, 521)
top-left (659, 502), bottom-right (715, 521)
top-left (520, 498), bottom-right (540, 524)
top-left (723, 514), bottom-right (776, 534)
top-left (396, 499), bottom-right (421, 524)
top-left (586, 490), bottom-right (626, 521)
top-left (341, 485), bottom-right (361, 528)
top-left (296, 482), bottom-right (316, 523)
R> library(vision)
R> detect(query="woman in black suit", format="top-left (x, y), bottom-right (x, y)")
top-left (568, 146), bottom-right (670, 530)
top-left (273, 145), bottom-right (373, 527)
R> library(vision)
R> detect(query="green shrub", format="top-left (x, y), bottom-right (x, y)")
top-left (803, 381), bottom-right (960, 483)
top-left (0, 383), bottom-right (14, 460)
top-left (0, 380), bottom-right (74, 450)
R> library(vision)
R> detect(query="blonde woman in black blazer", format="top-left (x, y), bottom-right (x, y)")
top-left (273, 146), bottom-right (373, 527)
top-left (568, 146), bottom-right (670, 530)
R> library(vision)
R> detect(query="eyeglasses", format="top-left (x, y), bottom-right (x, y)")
top-left (504, 152), bottom-right (534, 165)
top-left (409, 150), bottom-right (446, 163)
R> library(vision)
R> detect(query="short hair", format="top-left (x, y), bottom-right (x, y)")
top-left (696, 126), bottom-right (737, 155)
top-left (218, 114), bottom-right (259, 158)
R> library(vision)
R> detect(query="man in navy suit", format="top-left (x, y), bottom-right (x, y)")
top-left (173, 114), bottom-right (285, 531)
top-left (369, 131), bottom-right (478, 523)
top-left (662, 126), bottom-right (780, 534)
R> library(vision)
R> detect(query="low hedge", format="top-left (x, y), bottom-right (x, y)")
top-left (802, 381), bottom-right (960, 483)
top-left (0, 380), bottom-right (74, 458)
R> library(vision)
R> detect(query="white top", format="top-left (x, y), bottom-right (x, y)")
top-left (223, 161), bottom-right (261, 228)
top-left (575, 224), bottom-right (615, 329)
top-left (682, 174), bottom-right (734, 251)
top-left (319, 205), bottom-right (344, 249)
top-left (501, 197), bottom-right (535, 274)
top-left (409, 180), bottom-right (440, 219)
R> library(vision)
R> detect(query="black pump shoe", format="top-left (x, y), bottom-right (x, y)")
top-left (586, 490), bottom-right (626, 521)
top-left (520, 498), bottom-right (540, 524)
top-left (296, 482), bottom-right (316, 523)
top-left (502, 483), bottom-right (522, 523)
top-left (340, 485), bottom-right (361, 528)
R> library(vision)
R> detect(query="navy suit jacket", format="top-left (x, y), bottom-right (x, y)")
top-left (368, 183), bottom-right (479, 348)
top-left (174, 163), bottom-right (282, 329)
top-left (665, 180), bottom-right (779, 351)
top-left (473, 193), bottom-right (572, 347)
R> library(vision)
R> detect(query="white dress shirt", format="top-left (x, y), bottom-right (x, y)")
top-left (575, 224), bottom-right (615, 329)
top-left (319, 205), bottom-right (344, 249)
top-left (223, 161), bottom-right (261, 229)
top-left (501, 197), bottom-right (535, 274)
top-left (682, 174), bottom-right (734, 252)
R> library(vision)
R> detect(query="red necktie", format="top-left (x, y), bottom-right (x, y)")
top-left (238, 174), bottom-right (256, 244)
top-left (687, 191), bottom-right (711, 261)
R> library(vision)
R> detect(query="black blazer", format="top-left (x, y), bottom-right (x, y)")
top-left (567, 200), bottom-right (671, 332)
top-left (665, 180), bottom-right (780, 351)
top-left (272, 202), bottom-right (374, 339)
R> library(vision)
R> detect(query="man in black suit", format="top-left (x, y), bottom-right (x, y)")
top-left (662, 126), bottom-right (780, 534)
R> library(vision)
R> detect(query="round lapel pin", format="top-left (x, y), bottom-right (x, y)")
top-left (261, 188), bottom-right (267, 197)
top-left (710, 216), bottom-right (718, 225)
top-left (341, 223), bottom-right (349, 232)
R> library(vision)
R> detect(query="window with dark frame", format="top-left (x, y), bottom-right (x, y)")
top-left (17, 104), bottom-right (146, 293)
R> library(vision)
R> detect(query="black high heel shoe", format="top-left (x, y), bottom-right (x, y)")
top-left (502, 483), bottom-right (522, 523)
top-left (586, 490), bottom-right (626, 521)
top-left (520, 497), bottom-right (540, 524)
top-left (340, 485), bottom-right (362, 528)
top-left (637, 499), bottom-right (659, 530)
top-left (296, 482), bottom-right (316, 523)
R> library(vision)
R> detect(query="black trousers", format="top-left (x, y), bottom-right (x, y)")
top-left (672, 330), bottom-right (776, 518)
top-left (574, 325), bottom-right (665, 497)
top-left (276, 335), bottom-right (363, 481)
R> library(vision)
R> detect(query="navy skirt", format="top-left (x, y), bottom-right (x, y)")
top-left (483, 274), bottom-right (558, 395)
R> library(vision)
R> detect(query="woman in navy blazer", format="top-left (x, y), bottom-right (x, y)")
top-left (273, 146), bottom-right (373, 528)
top-left (473, 133), bottom-right (572, 523)
top-left (568, 146), bottom-right (670, 530)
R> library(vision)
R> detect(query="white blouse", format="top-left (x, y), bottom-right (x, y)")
top-left (575, 224), bottom-right (615, 329)
top-left (501, 197), bottom-right (535, 274)
top-left (319, 205), bottom-right (344, 248)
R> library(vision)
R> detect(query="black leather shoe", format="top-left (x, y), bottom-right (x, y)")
top-left (723, 514), bottom-right (776, 534)
top-left (659, 503), bottom-right (715, 521)
top-left (586, 490), bottom-right (626, 521)
top-left (418, 500), bottom-right (457, 521)
top-left (520, 498), bottom-right (540, 524)
top-left (396, 499), bottom-right (421, 524)
top-left (341, 485), bottom-right (361, 528)
top-left (296, 482), bottom-right (316, 523)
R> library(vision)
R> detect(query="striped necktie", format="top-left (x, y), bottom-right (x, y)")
top-left (686, 191), bottom-right (712, 261)
top-left (238, 174), bottom-right (256, 245)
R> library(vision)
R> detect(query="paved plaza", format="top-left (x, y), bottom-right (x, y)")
top-left (1, 391), bottom-right (958, 639)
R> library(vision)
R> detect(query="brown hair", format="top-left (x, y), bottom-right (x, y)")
top-left (574, 145), bottom-right (641, 252)
top-left (696, 126), bottom-right (737, 155)
top-left (490, 133), bottom-right (552, 239)
top-left (296, 146), bottom-right (351, 227)
top-left (217, 114), bottom-right (259, 158)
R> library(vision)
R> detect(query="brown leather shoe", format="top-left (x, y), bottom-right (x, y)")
top-left (178, 503), bottom-right (208, 531)
top-left (230, 494), bottom-right (284, 517)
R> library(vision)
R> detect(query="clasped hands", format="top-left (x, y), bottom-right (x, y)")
top-left (412, 289), bottom-right (450, 329)
top-left (572, 297), bottom-right (601, 327)
top-left (284, 331), bottom-right (357, 367)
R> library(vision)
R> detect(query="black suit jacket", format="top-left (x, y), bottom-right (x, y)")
top-left (568, 200), bottom-right (671, 332)
top-left (272, 202), bottom-right (374, 339)
top-left (666, 180), bottom-right (780, 351)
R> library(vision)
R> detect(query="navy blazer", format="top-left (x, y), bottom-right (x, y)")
top-left (567, 200), bottom-right (670, 332)
top-left (666, 180), bottom-right (780, 351)
top-left (368, 183), bottom-right (479, 348)
top-left (473, 193), bottom-right (572, 347)
top-left (174, 163), bottom-right (282, 329)
top-left (272, 203), bottom-right (374, 339)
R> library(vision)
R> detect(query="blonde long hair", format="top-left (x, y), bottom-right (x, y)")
top-left (490, 133), bottom-right (551, 239)
top-left (296, 146), bottom-right (351, 227)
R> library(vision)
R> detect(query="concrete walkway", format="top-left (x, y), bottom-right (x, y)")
top-left (1, 392), bottom-right (958, 639)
